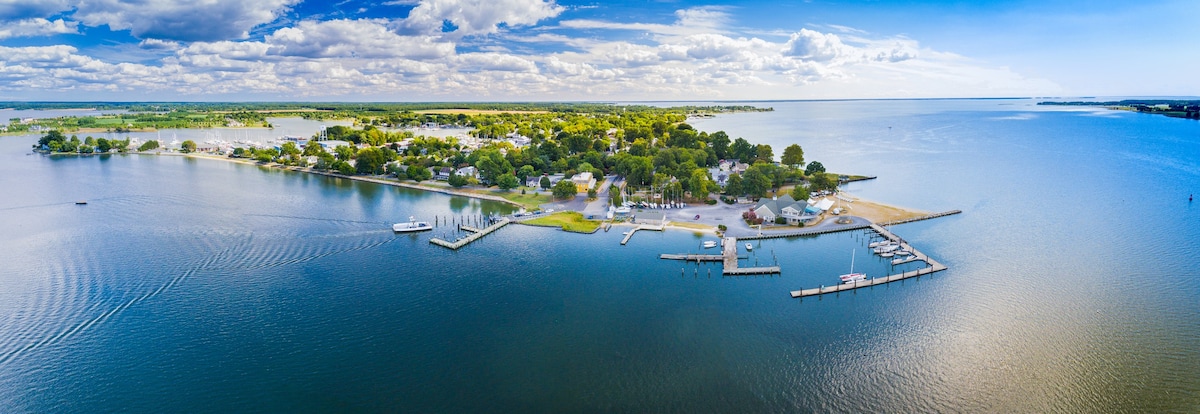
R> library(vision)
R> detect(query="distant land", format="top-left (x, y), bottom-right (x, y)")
top-left (1039, 99), bottom-right (1200, 120)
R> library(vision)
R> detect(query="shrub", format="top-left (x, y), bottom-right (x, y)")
top-left (705, 199), bottom-right (717, 205)
top-left (717, 224), bottom-right (727, 232)
top-left (774, 217), bottom-right (787, 225)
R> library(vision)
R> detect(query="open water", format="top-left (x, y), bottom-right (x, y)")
top-left (1, 100), bottom-right (1198, 412)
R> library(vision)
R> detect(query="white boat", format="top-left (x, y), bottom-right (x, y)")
top-left (745, 243), bottom-right (753, 251)
top-left (839, 250), bottom-right (866, 283)
top-left (894, 250), bottom-right (912, 257)
top-left (879, 252), bottom-right (895, 258)
top-left (873, 244), bottom-right (900, 254)
top-left (868, 239), bottom-right (889, 248)
top-left (392, 216), bottom-right (432, 233)
top-left (702, 241), bottom-right (717, 249)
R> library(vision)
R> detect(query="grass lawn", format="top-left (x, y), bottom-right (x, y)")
top-left (522, 211), bottom-right (601, 233)
top-left (486, 188), bottom-right (552, 210)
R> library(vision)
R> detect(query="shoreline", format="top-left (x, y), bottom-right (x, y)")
top-left (159, 152), bottom-right (530, 209)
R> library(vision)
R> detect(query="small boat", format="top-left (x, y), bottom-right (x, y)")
top-left (839, 250), bottom-right (866, 283)
top-left (879, 252), bottom-right (895, 258)
top-left (868, 239), bottom-right (889, 248)
top-left (75, 200), bottom-right (87, 205)
top-left (702, 241), bottom-right (717, 249)
top-left (745, 243), bottom-right (753, 251)
top-left (894, 250), bottom-right (912, 257)
top-left (392, 216), bottom-right (432, 233)
top-left (873, 244), bottom-right (900, 254)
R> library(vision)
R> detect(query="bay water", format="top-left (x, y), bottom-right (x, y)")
top-left (1, 99), bottom-right (1198, 412)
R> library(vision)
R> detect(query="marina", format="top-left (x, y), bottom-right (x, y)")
top-left (790, 224), bottom-right (947, 298)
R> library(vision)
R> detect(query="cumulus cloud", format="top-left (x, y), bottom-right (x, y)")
top-left (0, 0), bottom-right (71, 20)
top-left (266, 19), bottom-right (454, 59)
top-left (397, 0), bottom-right (563, 37)
top-left (560, 6), bottom-right (731, 37)
top-left (73, 0), bottom-right (299, 42)
top-left (0, 18), bottom-right (77, 39)
top-left (784, 29), bottom-right (846, 62)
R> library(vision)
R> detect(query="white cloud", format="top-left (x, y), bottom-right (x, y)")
top-left (73, 0), bottom-right (299, 42)
top-left (559, 6), bottom-right (732, 37)
top-left (265, 19), bottom-right (454, 59)
top-left (456, 53), bottom-right (538, 72)
top-left (0, 18), bottom-right (77, 39)
top-left (784, 29), bottom-right (847, 62)
top-left (0, 0), bottom-right (71, 20)
top-left (397, 0), bottom-right (563, 38)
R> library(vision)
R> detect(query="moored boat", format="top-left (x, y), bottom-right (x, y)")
top-left (392, 216), bottom-right (432, 233)
top-left (745, 242), bottom-right (753, 251)
top-left (839, 250), bottom-right (866, 283)
top-left (703, 240), bottom-right (717, 249)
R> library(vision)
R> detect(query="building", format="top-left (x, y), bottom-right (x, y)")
top-left (570, 171), bottom-right (596, 192)
top-left (752, 194), bottom-right (812, 225)
top-left (455, 166), bottom-right (478, 180)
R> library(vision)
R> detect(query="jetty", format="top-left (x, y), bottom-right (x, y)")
top-left (790, 223), bottom-right (947, 298)
top-left (660, 237), bottom-right (780, 275)
top-left (620, 222), bottom-right (666, 245)
top-left (429, 217), bottom-right (511, 250)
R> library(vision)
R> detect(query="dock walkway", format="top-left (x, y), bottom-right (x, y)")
top-left (790, 223), bottom-right (946, 298)
top-left (660, 237), bottom-right (780, 275)
top-left (620, 222), bottom-right (666, 245)
top-left (430, 218), bottom-right (511, 250)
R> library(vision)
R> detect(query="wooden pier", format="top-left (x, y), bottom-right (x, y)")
top-left (620, 223), bottom-right (666, 245)
top-left (429, 218), bottom-right (511, 250)
top-left (790, 223), bottom-right (946, 298)
top-left (660, 237), bottom-right (780, 275)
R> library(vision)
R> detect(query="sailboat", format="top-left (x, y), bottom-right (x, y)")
top-left (839, 250), bottom-right (866, 283)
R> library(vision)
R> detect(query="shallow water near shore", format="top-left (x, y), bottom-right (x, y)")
top-left (2, 99), bottom-right (1199, 412)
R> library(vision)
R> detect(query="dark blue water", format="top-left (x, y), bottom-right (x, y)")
top-left (2, 101), bottom-right (1199, 412)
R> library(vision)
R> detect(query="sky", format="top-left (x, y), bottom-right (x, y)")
top-left (0, 0), bottom-right (1197, 101)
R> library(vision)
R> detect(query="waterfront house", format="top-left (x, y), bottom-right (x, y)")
top-left (435, 167), bottom-right (453, 180)
top-left (455, 166), bottom-right (478, 180)
top-left (753, 194), bottom-right (811, 225)
top-left (570, 171), bottom-right (596, 192)
top-left (637, 211), bottom-right (666, 227)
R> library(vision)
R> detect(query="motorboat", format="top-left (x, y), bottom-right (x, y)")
top-left (873, 244), bottom-right (900, 254)
top-left (392, 216), bottom-right (432, 233)
top-left (745, 243), bottom-right (753, 251)
top-left (703, 241), bottom-right (717, 249)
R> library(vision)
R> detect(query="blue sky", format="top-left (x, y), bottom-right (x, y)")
top-left (0, 0), bottom-right (1196, 101)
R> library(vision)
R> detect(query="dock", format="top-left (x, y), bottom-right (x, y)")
top-left (429, 218), bottom-right (511, 250)
top-left (660, 237), bottom-right (780, 275)
top-left (620, 222), bottom-right (666, 245)
top-left (790, 223), bottom-right (947, 298)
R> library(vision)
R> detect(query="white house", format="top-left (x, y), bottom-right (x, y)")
top-left (753, 194), bottom-right (811, 225)
top-left (455, 166), bottom-right (478, 179)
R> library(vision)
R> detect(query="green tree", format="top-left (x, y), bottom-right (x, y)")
top-left (180, 140), bottom-right (197, 153)
top-left (303, 140), bottom-right (326, 157)
top-left (447, 172), bottom-right (469, 187)
top-left (742, 167), bottom-right (772, 198)
top-left (539, 175), bottom-right (551, 190)
top-left (755, 144), bottom-right (773, 163)
top-left (473, 148), bottom-right (513, 184)
top-left (280, 141), bottom-right (301, 159)
top-left (496, 173), bottom-right (519, 190)
top-left (709, 131), bottom-right (730, 159)
top-left (781, 144), bottom-right (805, 169)
top-left (38, 130), bottom-right (66, 147)
top-left (729, 137), bottom-right (754, 161)
top-left (587, 187), bottom-right (598, 198)
top-left (790, 184), bottom-right (811, 201)
top-left (138, 140), bottom-right (160, 151)
top-left (808, 172), bottom-right (839, 192)
top-left (355, 147), bottom-right (387, 175)
top-left (689, 168), bottom-right (712, 198)
top-left (408, 165), bottom-right (432, 182)
top-left (96, 138), bottom-right (112, 153)
top-left (725, 173), bottom-right (743, 196)
top-left (517, 165), bottom-right (535, 184)
top-left (334, 160), bottom-right (356, 175)
top-left (552, 179), bottom-right (577, 199)
top-left (334, 145), bottom-right (356, 161)
top-left (805, 161), bottom-right (826, 176)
